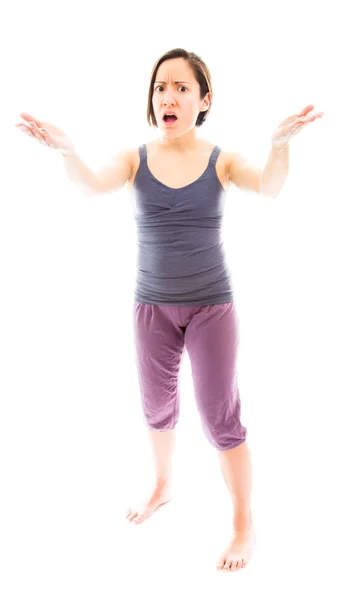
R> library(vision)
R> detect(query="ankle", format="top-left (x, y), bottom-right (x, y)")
top-left (233, 509), bottom-right (253, 532)
top-left (155, 477), bottom-right (171, 491)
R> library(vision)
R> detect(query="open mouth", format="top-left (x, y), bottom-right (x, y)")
top-left (163, 114), bottom-right (178, 123)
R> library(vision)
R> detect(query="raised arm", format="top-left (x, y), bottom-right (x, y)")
top-left (94, 149), bottom-right (133, 195)
top-left (16, 112), bottom-right (133, 196)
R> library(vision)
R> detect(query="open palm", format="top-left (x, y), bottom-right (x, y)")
top-left (16, 112), bottom-right (74, 153)
top-left (272, 104), bottom-right (324, 148)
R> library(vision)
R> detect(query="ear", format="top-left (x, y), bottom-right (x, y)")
top-left (201, 92), bottom-right (211, 111)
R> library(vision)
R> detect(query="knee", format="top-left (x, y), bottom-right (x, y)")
top-left (144, 413), bottom-right (178, 431)
top-left (214, 437), bottom-right (247, 451)
top-left (203, 422), bottom-right (247, 451)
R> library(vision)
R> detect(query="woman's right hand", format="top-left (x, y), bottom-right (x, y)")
top-left (15, 112), bottom-right (75, 155)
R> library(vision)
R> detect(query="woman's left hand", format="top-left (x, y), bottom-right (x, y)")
top-left (272, 104), bottom-right (324, 148)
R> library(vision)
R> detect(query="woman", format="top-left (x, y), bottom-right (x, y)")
top-left (16, 47), bottom-right (323, 573)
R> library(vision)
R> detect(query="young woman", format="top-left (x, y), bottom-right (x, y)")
top-left (16, 47), bottom-right (323, 573)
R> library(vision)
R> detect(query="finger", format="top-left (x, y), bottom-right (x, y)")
top-left (287, 111), bottom-right (312, 123)
top-left (20, 112), bottom-right (44, 127)
top-left (280, 105), bottom-right (315, 127)
top-left (40, 128), bottom-right (54, 146)
top-left (297, 104), bottom-right (315, 117)
top-left (312, 111), bottom-right (324, 120)
top-left (17, 123), bottom-right (48, 146)
top-left (290, 115), bottom-right (312, 128)
top-left (16, 123), bottom-right (29, 130)
top-left (16, 124), bottom-right (35, 137)
top-left (295, 113), bottom-right (321, 126)
top-left (40, 128), bottom-right (50, 139)
top-left (30, 122), bottom-right (47, 143)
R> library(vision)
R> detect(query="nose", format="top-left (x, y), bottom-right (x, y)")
top-left (162, 89), bottom-right (176, 105)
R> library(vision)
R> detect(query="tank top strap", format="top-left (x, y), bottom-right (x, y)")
top-left (209, 145), bottom-right (221, 165)
top-left (139, 144), bottom-right (147, 161)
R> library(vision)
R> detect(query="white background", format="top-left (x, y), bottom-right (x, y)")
top-left (1, 0), bottom-right (342, 597)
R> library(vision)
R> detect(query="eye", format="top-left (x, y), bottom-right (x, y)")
top-left (154, 86), bottom-right (188, 92)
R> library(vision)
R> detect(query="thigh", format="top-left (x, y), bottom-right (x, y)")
top-left (133, 303), bottom-right (185, 426)
top-left (133, 303), bottom-right (186, 369)
top-left (184, 302), bottom-right (240, 412)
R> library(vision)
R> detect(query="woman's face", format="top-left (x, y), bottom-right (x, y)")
top-left (152, 57), bottom-right (210, 136)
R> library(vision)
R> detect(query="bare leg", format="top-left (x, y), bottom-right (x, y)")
top-left (126, 429), bottom-right (176, 524)
top-left (216, 441), bottom-right (256, 572)
top-left (149, 428), bottom-right (176, 486)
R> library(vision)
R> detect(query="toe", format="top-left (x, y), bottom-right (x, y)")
top-left (133, 512), bottom-right (143, 523)
top-left (230, 562), bottom-right (237, 571)
top-left (223, 561), bottom-right (232, 572)
top-left (216, 553), bottom-right (226, 570)
top-left (128, 510), bottom-right (138, 522)
top-left (237, 559), bottom-right (243, 569)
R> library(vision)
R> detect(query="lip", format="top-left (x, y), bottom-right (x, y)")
top-left (163, 118), bottom-right (178, 128)
top-left (162, 110), bottom-right (178, 118)
top-left (162, 113), bottom-right (178, 127)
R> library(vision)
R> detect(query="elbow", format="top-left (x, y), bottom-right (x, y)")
top-left (259, 183), bottom-right (280, 198)
top-left (82, 181), bottom-right (104, 198)
top-left (80, 185), bottom-right (95, 198)
top-left (259, 185), bottom-right (276, 198)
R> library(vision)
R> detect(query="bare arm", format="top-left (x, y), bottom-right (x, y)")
top-left (226, 145), bottom-right (289, 198)
top-left (61, 148), bottom-right (133, 197)
top-left (60, 150), bottom-right (102, 196)
top-left (16, 113), bottom-right (133, 197)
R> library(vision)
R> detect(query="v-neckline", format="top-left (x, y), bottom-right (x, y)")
top-left (144, 144), bottom-right (218, 191)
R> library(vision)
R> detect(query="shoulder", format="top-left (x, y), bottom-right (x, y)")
top-left (116, 146), bottom-right (139, 176)
top-left (219, 147), bottom-right (254, 177)
top-left (111, 146), bottom-right (137, 165)
top-left (123, 145), bottom-right (147, 187)
top-left (208, 143), bottom-right (234, 168)
top-left (219, 148), bottom-right (244, 170)
top-left (122, 146), bottom-right (138, 162)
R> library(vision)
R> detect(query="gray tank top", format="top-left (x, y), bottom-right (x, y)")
top-left (131, 143), bottom-right (234, 306)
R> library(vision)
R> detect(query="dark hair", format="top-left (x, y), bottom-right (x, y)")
top-left (147, 48), bottom-right (213, 128)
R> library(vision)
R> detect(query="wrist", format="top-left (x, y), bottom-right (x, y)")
top-left (271, 141), bottom-right (289, 151)
top-left (59, 146), bottom-right (76, 158)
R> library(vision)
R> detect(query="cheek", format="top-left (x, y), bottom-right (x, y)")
top-left (152, 100), bottom-right (159, 118)
top-left (153, 98), bottom-right (161, 113)
top-left (185, 100), bottom-right (197, 113)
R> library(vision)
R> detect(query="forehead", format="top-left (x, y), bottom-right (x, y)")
top-left (155, 58), bottom-right (195, 83)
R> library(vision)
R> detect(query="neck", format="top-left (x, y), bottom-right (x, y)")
top-left (157, 129), bottom-right (201, 153)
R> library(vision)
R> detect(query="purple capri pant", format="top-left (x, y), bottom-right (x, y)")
top-left (132, 302), bottom-right (247, 451)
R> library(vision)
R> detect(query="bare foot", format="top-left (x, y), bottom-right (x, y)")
top-left (125, 483), bottom-right (172, 525)
top-left (216, 528), bottom-right (256, 572)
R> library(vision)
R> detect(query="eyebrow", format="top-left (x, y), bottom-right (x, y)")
top-left (154, 80), bottom-right (192, 84)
